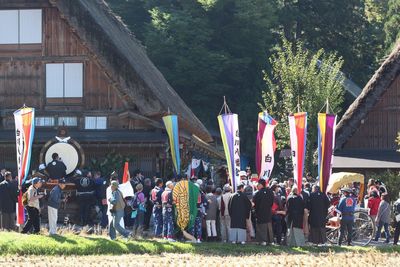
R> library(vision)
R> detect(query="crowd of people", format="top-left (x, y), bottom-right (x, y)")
top-left (1, 155), bottom-right (400, 247)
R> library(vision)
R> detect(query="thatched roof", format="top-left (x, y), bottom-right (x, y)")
top-left (335, 42), bottom-right (400, 150)
top-left (50, 0), bottom-right (213, 142)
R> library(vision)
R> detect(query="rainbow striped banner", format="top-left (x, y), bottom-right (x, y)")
top-left (14, 107), bottom-right (35, 225)
top-left (317, 113), bottom-right (337, 192)
top-left (218, 114), bottom-right (240, 192)
top-left (288, 112), bottom-right (307, 190)
top-left (163, 115), bottom-right (181, 175)
top-left (256, 111), bottom-right (277, 182)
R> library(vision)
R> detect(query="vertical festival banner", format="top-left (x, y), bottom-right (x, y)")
top-left (218, 113), bottom-right (240, 192)
top-left (14, 107), bottom-right (35, 225)
top-left (288, 112), bottom-right (307, 190)
top-left (162, 114), bottom-right (181, 175)
top-left (256, 111), bottom-right (277, 182)
top-left (317, 113), bottom-right (337, 192)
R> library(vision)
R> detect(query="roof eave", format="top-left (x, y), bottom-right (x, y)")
top-left (335, 42), bottom-right (400, 150)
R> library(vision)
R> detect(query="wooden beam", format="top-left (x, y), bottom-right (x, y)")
top-left (0, 55), bottom-right (89, 63)
top-left (0, 0), bottom-right (50, 8)
top-left (118, 110), bottom-right (164, 129)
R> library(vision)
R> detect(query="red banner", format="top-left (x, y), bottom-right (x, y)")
top-left (14, 107), bottom-right (35, 225)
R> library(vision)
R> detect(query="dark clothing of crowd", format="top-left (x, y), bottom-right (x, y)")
top-left (0, 178), bottom-right (18, 230)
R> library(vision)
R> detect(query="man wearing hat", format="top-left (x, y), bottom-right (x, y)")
top-left (219, 184), bottom-right (232, 242)
top-left (47, 179), bottom-right (67, 235)
top-left (108, 180), bottom-right (131, 240)
top-left (22, 177), bottom-right (44, 234)
top-left (337, 187), bottom-right (356, 246)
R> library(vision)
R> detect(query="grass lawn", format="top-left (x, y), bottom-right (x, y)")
top-left (0, 231), bottom-right (399, 256)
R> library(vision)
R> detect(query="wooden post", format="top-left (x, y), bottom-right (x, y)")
top-left (223, 96), bottom-right (227, 114)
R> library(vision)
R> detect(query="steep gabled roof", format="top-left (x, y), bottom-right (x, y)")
top-left (335, 42), bottom-right (400, 150)
top-left (51, 0), bottom-right (213, 142)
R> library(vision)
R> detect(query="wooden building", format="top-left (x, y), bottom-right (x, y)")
top-left (0, 0), bottom-right (223, 177)
top-left (333, 42), bottom-right (400, 173)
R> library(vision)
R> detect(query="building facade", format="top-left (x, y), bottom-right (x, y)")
top-left (0, 0), bottom-right (222, 177)
top-left (333, 42), bottom-right (400, 174)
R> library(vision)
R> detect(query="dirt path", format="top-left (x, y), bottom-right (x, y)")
top-left (1, 252), bottom-right (398, 267)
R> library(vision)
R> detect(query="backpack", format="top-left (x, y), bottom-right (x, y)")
top-left (21, 191), bottom-right (29, 206)
top-left (110, 190), bottom-right (127, 213)
top-left (131, 193), bottom-right (140, 210)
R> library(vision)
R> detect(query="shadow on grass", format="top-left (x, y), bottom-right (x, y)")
top-left (1, 231), bottom-right (399, 256)
top-left (48, 234), bottom-right (78, 245)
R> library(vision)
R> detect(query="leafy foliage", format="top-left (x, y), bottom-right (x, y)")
top-left (106, 0), bottom-right (399, 168)
top-left (89, 152), bottom-right (135, 178)
top-left (261, 38), bottom-right (344, 175)
top-left (278, 0), bottom-right (385, 85)
top-left (383, 0), bottom-right (400, 51)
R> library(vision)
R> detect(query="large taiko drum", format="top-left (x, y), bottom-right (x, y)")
top-left (40, 133), bottom-right (85, 175)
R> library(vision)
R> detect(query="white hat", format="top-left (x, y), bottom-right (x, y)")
top-left (166, 181), bottom-right (173, 187)
top-left (223, 184), bottom-right (232, 192)
top-left (196, 179), bottom-right (203, 186)
top-left (38, 164), bottom-right (46, 171)
top-left (239, 171), bottom-right (247, 177)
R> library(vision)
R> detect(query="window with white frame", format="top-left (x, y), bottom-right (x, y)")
top-left (58, 116), bottom-right (78, 126)
top-left (85, 116), bottom-right (107, 130)
top-left (46, 63), bottom-right (83, 98)
top-left (0, 9), bottom-right (42, 44)
top-left (35, 117), bottom-right (55, 127)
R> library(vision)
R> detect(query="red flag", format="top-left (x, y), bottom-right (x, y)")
top-left (122, 162), bottom-right (130, 183)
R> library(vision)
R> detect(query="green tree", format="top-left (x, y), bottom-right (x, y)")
top-left (106, 0), bottom-right (149, 41)
top-left (383, 0), bottom-right (400, 51)
top-left (260, 38), bottom-right (345, 175)
top-left (141, 0), bottom-right (278, 161)
top-left (278, 0), bottom-right (383, 86)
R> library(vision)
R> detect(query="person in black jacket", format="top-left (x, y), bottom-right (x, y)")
top-left (307, 185), bottom-right (330, 245)
top-left (74, 171), bottom-right (96, 226)
top-left (228, 183), bottom-right (252, 244)
top-left (287, 187), bottom-right (305, 246)
top-left (94, 171), bottom-right (108, 228)
top-left (0, 171), bottom-right (18, 230)
top-left (253, 179), bottom-right (274, 245)
top-left (142, 178), bottom-right (153, 231)
top-left (45, 153), bottom-right (67, 181)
